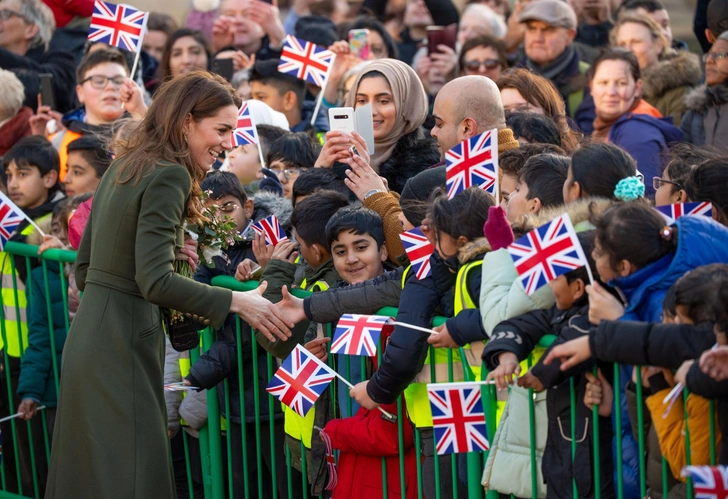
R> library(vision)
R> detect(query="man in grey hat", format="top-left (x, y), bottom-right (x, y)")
top-left (515, 0), bottom-right (595, 132)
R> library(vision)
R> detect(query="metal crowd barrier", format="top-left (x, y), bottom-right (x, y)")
top-left (0, 242), bottom-right (718, 499)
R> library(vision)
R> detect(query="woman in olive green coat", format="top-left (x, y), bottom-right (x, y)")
top-left (45, 72), bottom-right (294, 499)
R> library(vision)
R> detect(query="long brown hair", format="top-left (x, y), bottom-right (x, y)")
top-left (496, 68), bottom-right (581, 153)
top-left (114, 71), bottom-right (241, 223)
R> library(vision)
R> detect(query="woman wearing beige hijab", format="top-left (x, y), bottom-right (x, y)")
top-left (315, 59), bottom-right (440, 193)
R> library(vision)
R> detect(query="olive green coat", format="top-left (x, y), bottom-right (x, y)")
top-left (46, 161), bottom-right (232, 498)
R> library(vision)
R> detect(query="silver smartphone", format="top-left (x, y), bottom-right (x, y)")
top-left (328, 107), bottom-right (356, 135)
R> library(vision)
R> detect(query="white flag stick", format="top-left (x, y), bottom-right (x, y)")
top-left (256, 141), bottom-right (266, 170)
top-left (310, 54), bottom-right (336, 128)
top-left (0, 405), bottom-right (46, 423)
top-left (129, 13), bottom-right (149, 79)
top-left (26, 218), bottom-right (46, 238)
top-left (386, 318), bottom-right (438, 335)
top-left (0, 191), bottom-right (45, 238)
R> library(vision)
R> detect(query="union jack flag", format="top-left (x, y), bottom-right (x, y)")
top-left (682, 465), bottom-right (728, 499)
top-left (278, 35), bottom-right (335, 88)
top-left (330, 314), bottom-right (388, 357)
top-left (428, 382), bottom-right (490, 455)
top-left (0, 192), bottom-right (26, 251)
top-left (232, 101), bottom-right (258, 147)
top-left (656, 201), bottom-right (713, 224)
top-left (252, 215), bottom-right (288, 247)
top-left (399, 227), bottom-right (434, 279)
top-left (508, 213), bottom-right (589, 295)
top-left (88, 1), bottom-right (148, 53)
top-left (266, 344), bottom-right (337, 417)
top-left (319, 428), bottom-right (338, 491)
top-left (445, 129), bottom-right (498, 199)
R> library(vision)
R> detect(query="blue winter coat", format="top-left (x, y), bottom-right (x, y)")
top-left (608, 113), bottom-right (683, 199)
top-left (607, 215), bottom-right (728, 498)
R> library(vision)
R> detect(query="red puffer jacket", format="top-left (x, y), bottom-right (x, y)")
top-left (324, 401), bottom-right (418, 499)
top-left (42, 0), bottom-right (94, 28)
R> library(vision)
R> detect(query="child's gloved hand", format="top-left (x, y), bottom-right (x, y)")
top-left (483, 205), bottom-right (514, 250)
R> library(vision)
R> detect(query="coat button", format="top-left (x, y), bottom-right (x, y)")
top-left (192, 314), bottom-right (199, 320)
top-left (203, 319), bottom-right (211, 325)
top-left (184, 313), bottom-right (191, 318)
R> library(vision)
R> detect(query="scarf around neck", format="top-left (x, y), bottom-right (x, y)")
top-left (592, 97), bottom-right (642, 142)
top-left (525, 44), bottom-right (577, 82)
top-left (345, 59), bottom-right (428, 171)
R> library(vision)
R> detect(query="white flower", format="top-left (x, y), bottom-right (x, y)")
top-left (202, 246), bottom-right (223, 265)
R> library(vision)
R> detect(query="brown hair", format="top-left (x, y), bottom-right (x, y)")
top-left (114, 71), bottom-right (242, 223)
top-left (76, 47), bottom-right (129, 84)
top-left (458, 34), bottom-right (508, 73)
top-left (496, 68), bottom-right (580, 152)
top-left (160, 28), bottom-right (211, 80)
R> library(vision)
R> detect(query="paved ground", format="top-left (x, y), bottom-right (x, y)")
top-left (664, 0), bottom-right (700, 50)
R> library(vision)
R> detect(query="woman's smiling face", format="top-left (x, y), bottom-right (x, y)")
top-left (354, 74), bottom-right (397, 142)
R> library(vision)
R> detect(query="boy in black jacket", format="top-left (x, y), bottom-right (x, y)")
top-left (483, 231), bottom-right (615, 499)
top-left (184, 171), bottom-right (294, 499)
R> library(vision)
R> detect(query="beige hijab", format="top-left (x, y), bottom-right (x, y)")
top-left (345, 59), bottom-right (428, 170)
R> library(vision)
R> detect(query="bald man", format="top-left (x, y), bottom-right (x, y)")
top-left (430, 75), bottom-right (520, 161)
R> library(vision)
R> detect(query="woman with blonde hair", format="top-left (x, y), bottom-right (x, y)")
top-left (46, 71), bottom-right (293, 498)
top-left (613, 13), bottom-right (701, 125)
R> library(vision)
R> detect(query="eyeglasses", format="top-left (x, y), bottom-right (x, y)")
top-left (0, 9), bottom-right (29, 22)
top-left (463, 59), bottom-right (501, 73)
top-left (273, 168), bottom-right (302, 181)
top-left (80, 75), bottom-right (126, 89)
top-left (652, 176), bottom-right (683, 191)
top-left (703, 52), bottom-right (728, 63)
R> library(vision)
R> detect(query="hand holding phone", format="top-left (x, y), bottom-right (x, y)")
top-left (39, 73), bottom-right (56, 110)
top-left (426, 25), bottom-right (457, 56)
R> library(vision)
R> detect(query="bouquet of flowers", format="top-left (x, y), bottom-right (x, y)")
top-left (165, 192), bottom-right (242, 351)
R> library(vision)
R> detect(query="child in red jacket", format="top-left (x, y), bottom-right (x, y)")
top-left (322, 399), bottom-right (418, 499)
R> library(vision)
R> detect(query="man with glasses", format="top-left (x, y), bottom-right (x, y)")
top-left (0, 0), bottom-right (75, 113)
top-left (35, 47), bottom-right (129, 181)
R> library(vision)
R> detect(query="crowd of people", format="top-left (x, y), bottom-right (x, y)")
top-left (0, 0), bottom-right (728, 497)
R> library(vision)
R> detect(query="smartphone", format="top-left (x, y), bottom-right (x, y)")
top-left (211, 58), bottom-right (235, 82)
top-left (328, 107), bottom-right (356, 136)
top-left (39, 73), bottom-right (56, 110)
top-left (348, 29), bottom-right (370, 60)
top-left (427, 24), bottom-right (457, 56)
top-left (250, 264), bottom-right (263, 280)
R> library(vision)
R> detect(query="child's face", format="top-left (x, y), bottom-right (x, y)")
top-left (505, 178), bottom-right (538, 223)
top-left (6, 161), bottom-right (56, 210)
top-left (500, 173), bottom-right (518, 209)
top-left (205, 194), bottom-right (253, 234)
top-left (435, 230), bottom-right (461, 260)
top-left (674, 305), bottom-right (694, 325)
top-left (562, 165), bottom-right (580, 205)
top-left (294, 230), bottom-right (327, 270)
top-left (592, 237), bottom-right (620, 283)
top-left (76, 62), bottom-right (128, 125)
top-left (548, 274), bottom-right (584, 310)
top-left (64, 151), bottom-right (100, 197)
top-left (51, 214), bottom-right (69, 244)
top-left (654, 168), bottom-right (681, 207)
top-left (227, 145), bottom-right (263, 185)
top-left (331, 229), bottom-right (388, 285)
top-left (250, 81), bottom-right (290, 116)
top-left (269, 160), bottom-right (302, 199)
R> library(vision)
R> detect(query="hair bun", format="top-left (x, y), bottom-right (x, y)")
top-left (614, 176), bottom-right (645, 202)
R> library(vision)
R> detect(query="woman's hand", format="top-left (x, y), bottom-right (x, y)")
top-left (29, 100), bottom-right (64, 136)
top-left (414, 55), bottom-right (434, 95)
top-left (305, 337), bottom-right (331, 362)
top-left (17, 398), bottom-right (38, 420)
top-left (584, 369), bottom-right (613, 417)
top-left (427, 322), bottom-right (458, 348)
top-left (700, 346), bottom-right (728, 381)
top-left (179, 236), bottom-right (199, 273)
top-left (343, 152), bottom-right (386, 202)
top-left (211, 15), bottom-right (236, 51)
top-left (325, 41), bottom-right (361, 103)
top-left (315, 131), bottom-right (359, 168)
top-left (586, 282), bottom-right (624, 325)
top-left (231, 281), bottom-right (294, 342)
top-left (542, 335), bottom-right (592, 371)
top-left (485, 352), bottom-right (521, 391)
top-left (38, 235), bottom-right (65, 254)
top-left (275, 285), bottom-right (307, 325)
top-left (251, 232), bottom-right (273, 271)
top-left (517, 370), bottom-right (544, 392)
top-left (120, 78), bottom-right (147, 119)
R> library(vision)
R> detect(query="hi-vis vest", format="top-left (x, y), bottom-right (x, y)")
top-left (0, 218), bottom-right (51, 357)
top-left (403, 261), bottom-right (485, 428)
top-left (178, 349), bottom-right (227, 430)
top-left (283, 278), bottom-right (330, 448)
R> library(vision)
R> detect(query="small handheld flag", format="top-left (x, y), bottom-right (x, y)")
top-left (266, 344), bottom-right (337, 417)
top-left (278, 35), bottom-right (335, 88)
top-left (252, 215), bottom-right (288, 247)
top-left (399, 227), bottom-right (434, 279)
top-left (445, 129), bottom-right (498, 199)
top-left (232, 101), bottom-right (259, 147)
top-left (507, 213), bottom-right (591, 295)
top-left (428, 382), bottom-right (490, 455)
top-left (89, 1), bottom-right (148, 53)
top-left (681, 465), bottom-right (728, 498)
top-left (316, 427), bottom-right (338, 491)
top-left (330, 314), bottom-right (389, 357)
top-left (0, 193), bottom-right (25, 251)
top-left (656, 201), bottom-right (712, 223)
